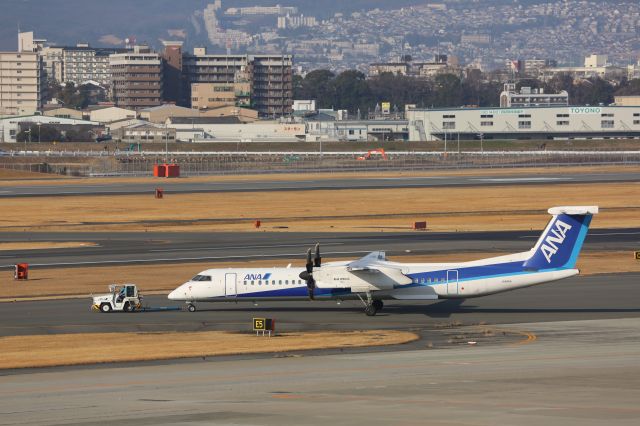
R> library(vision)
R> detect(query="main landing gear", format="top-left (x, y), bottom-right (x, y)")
top-left (358, 292), bottom-right (384, 316)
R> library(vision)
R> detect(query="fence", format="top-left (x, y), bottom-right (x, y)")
top-left (1, 150), bottom-right (640, 176)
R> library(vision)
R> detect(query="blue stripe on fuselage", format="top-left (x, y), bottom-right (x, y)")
top-left (233, 259), bottom-right (570, 298)
top-left (237, 286), bottom-right (352, 298)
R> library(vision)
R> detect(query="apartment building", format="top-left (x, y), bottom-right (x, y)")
top-left (62, 44), bottom-right (127, 87)
top-left (0, 51), bottom-right (44, 116)
top-left (182, 48), bottom-right (292, 117)
top-left (110, 46), bottom-right (163, 110)
top-left (161, 41), bottom-right (183, 104)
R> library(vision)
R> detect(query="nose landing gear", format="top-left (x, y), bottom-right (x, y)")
top-left (187, 303), bottom-right (197, 312)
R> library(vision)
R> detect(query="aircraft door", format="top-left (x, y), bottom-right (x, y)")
top-left (225, 273), bottom-right (237, 297)
top-left (446, 270), bottom-right (459, 295)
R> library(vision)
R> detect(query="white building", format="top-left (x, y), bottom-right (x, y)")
top-left (542, 54), bottom-right (626, 81)
top-left (407, 106), bottom-right (640, 141)
top-left (62, 44), bottom-right (126, 87)
top-left (166, 116), bottom-right (304, 142)
top-left (500, 84), bottom-right (569, 108)
top-left (292, 100), bottom-right (316, 114)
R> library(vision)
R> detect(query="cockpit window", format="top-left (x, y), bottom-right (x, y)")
top-left (191, 275), bottom-right (212, 282)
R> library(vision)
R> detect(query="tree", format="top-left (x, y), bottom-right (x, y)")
top-left (545, 73), bottom-right (574, 95)
top-left (297, 69), bottom-right (336, 108)
top-left (462, 69), bottom-right (501, 107)
top-left (572, 78), bottom-right (614, 106)
top-left (614, 78), bottom-right (640, 96)
top-left (431, 74), bottom-right (463, 107)
top-left (292, 74), bottom-right (304, 99)
top-left (46, 82), bottom-right (91, 109)
top-left (332, 70), bottom-right (373, 114)
top-left (368, 72), bottom-right (434, 109)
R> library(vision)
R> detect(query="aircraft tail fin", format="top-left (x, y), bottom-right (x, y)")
top-left (523, 206), bottom-right (598, 271)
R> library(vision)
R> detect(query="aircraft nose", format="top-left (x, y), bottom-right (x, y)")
top-left (168, 289), bottom-right (178, 300)
top-left (168, 284), bottom-right (187, 301)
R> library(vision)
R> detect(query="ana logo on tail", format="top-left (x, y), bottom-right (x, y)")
top-left (541, 220), bottom-right (572, 263)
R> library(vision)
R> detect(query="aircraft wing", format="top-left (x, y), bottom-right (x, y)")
top-left (346, 251), bottom-right (387, 271)
top-left (343, 252), bottom-right (412, 289)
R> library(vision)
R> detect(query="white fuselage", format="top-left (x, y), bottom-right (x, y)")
top-left (167, 251), bottom-right (579, 303)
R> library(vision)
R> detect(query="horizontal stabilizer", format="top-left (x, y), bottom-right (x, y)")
top-left (548, 206), bottom-right (599, 215)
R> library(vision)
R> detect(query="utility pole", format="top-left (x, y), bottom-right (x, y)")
top-left (164, 123), bottom-right (168, 164)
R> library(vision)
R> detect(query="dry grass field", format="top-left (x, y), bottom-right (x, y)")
top-left (0, 242), bottom-right (96, 251)
top-left (0, 169), bottom-right (66, 179)
top-left (0, 182), bottom-right (637, 233)
top-left (0, 330), bottom-right (419, 369)
top-left (1, 251), bottom-right (637, 301)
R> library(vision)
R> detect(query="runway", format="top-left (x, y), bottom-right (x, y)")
top-left (1, 273), bottom-right (639, 338)
top-left (1, 170), bottom-right (638, 197)
top-left (1, 316), bottom-right (639, 425)
top-left (1, 228), bottom-right (638, 269)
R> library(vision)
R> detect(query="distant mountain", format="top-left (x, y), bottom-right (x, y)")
top-left (0, 0), bottom-right (627, 52)
top-left (0, 0), bottom-right (423, 50)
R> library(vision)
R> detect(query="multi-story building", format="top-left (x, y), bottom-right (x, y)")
top-left (500, 84), bottom-right (569, 108)
top-left (0, 32), bottom-right (45, 116)
top-left (369, 55), bottom-right (457, 78)
top-left (522, 59), bottom-right (558, 77)
top-left (161, 41), bottom-right (184, 105)
top-left (0, 51), bottom-right (44, 116)
top-left (277, 14), bottom-right (318, 29)
top-left (62, 44), bottom-right (127, 87)
top-left (109, 46), bottom-right (163, 110)
top-left (40, 46), bottom-right (64, 83)
top-left (182, 48), bottom-right (292, 116)
top-left (369, 62), bottom-right (409, 76)
top-left (250, 55), bottom-right (293, 117)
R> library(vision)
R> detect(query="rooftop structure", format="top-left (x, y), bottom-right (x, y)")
top-left (500, 84), bottom-right (568, 108)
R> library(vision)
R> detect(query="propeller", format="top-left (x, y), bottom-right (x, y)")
top-left (299, 243), bottom-right (321, 300)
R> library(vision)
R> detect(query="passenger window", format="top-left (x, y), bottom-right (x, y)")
top-left (279, 280), bottom-right (282, 285)
top-left (285, 280), bottom-right (289, 285)
top-left (272, 280), bottom-right (276, 285)
top-left (420, 278), bottom-right (425, 284)
top-left (251, 280), bottom-right (254, 285)
top-left (258, 280), bottom-right (262, 285)
top-left (243, 281), bottom-right (247, 285)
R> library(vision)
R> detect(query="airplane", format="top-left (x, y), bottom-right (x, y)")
top-left (168, 206), bottom-right (598, 316)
